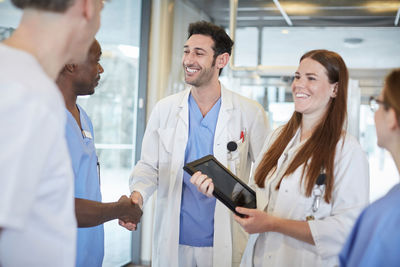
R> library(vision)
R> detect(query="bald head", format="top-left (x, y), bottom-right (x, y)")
top-left (11, 0), bottom-right (75, 12)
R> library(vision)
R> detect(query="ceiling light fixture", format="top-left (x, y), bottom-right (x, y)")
top-left (273, 0), bottom-right (293, 26)
top-left (343, 37), bottom-right (364, 48)
top-left (365, 2), bottom-right (400, 13)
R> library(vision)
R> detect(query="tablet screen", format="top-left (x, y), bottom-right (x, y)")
top-left (184, 155), bottom-right (256, 215)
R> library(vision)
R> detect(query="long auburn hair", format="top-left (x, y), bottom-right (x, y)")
top-left (383, 68), bottom-right (400, 122)
top-left (254, 50), bottom-right (348, 203)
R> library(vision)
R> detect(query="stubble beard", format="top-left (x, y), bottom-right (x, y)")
top-left (184, 57), bottom-right (217, 87)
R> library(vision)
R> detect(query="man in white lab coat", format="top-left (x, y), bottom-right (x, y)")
top-left (122, 21), bottom-right (269, 267)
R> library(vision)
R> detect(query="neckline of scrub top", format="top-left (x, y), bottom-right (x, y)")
top-left (188, 93), bottom-right (221, 130)
top-left (66, 104), bottom-right (92, 140)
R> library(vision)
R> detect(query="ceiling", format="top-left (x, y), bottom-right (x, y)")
top-left (186, 0), bottom-right (400, 27)
top-left (184, 0), bottom-right (400, 99)
top-left (1, 0), bottom-right (399, 99)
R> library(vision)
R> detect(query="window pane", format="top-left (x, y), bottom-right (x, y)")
top-left (234, 27), bottom-right (259, 66)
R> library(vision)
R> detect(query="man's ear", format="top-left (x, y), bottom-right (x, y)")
top-left (216, 52), bottom-right (230, 70)
top-left (82, 0), bottom-right (95, 21)
top-left (64, 64), bottom-right (76, 74)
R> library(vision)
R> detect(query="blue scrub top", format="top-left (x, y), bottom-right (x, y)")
top-left (179, 93), bottom-right (221, 247)
top-left (340, 183), bottom-right (400, 267)
top-left (65, 104), bottom-right (104, 267)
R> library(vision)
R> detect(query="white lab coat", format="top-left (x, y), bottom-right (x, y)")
top-left (240, 128), bottom-right (370, 267)
top-left (130, 85), bottom-right (270, 267)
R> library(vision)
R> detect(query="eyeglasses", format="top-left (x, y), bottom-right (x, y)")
top-left (369, 96), bottom-right (389, 112)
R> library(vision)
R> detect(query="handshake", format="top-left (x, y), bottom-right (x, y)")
top-left (75, 194), bottom-right (143, 228)
top-left (117, 195), bottom-right (143, 226)
top-left (119, 191), bottom-right (143, 231)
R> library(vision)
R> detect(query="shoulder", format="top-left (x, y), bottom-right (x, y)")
top-left (267, 126), bottom-right (285, 143)
top-left (154, 89), bottom-right (188, 110)
top-left (353, 185), bottom-right (400, 246)
top-left (0, 45), bottom-right (64, 118)
top-left (364, 184), bottom-right (400, 219)
top-left (258, 126), bottom-right (285, 153)
top-left (336, 132), bottom-right (366, 156)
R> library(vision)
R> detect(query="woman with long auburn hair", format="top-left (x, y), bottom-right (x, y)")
top-left (340, 69), bottom-right (400, 267)
top-left (191, 49), bottom-right (369, 266)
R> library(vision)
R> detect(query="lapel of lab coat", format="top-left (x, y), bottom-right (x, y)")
top-left (213, 85), bottom-right (235, 267)
top-left (168, 89), bottom-right (190, 199)
top-left (214, 85), bottom-right (234, 165)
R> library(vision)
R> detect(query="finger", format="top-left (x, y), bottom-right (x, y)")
top-left (233, 213), bottom-right (246, 226)
top-left (119, 220), bottom-right (133, 231)
top-left (235, 206), bottom-right (253, 216)
top-left (195, 174), bottom-right (210, 187)
top-left (190, 172), bottom-right (207, 186)
top-left (205, 181), bottom-right (214, 197)
top-left (131, 192), bottom-right (143, 209)
top-left (189, 171), bottom-right (202, 184)
top-left (121, 222), bottom-right (137, 231)
top-left (130, 194), bottom-right (138, 204)
top-left (198, 177), bottom-right (211, 193)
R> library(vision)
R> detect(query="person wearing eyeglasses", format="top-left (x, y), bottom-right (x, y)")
top-left (57, 39), bottom-right (143, 267)
top-left (340, 68), bottom-right (400, 267)
top-left (192, 49), bottom-right (370, 267)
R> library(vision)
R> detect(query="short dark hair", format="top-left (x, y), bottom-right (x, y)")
top-left (11, 0), bottom-right (74, 12)
top-left (188, 20), bottom-right (234, 58)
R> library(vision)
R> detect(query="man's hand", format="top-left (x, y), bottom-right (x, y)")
top-left (117, 195), bottom-right (143, 224)
top-left (119, 191), bottom-right (143, 231)
top-left (190, 171), bottom-right (214, 197)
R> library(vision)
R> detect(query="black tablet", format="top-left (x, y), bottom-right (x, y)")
top-left (183, 155), bottom-right (256, 217)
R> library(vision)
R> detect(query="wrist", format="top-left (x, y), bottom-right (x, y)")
top-left (268, 215), bottom-right (281, 232)
top-left (112, 201), bottom-right (124, 219)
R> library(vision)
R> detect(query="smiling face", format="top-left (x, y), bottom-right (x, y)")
top-left (291, 57), bottom-right (337, 120)
top-left (73, 40), bottom-right (104, 96)
top-left (182, 34), bottom-right (219, 88)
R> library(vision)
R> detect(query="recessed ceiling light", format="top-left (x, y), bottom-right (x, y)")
top-left (343, 38), bottom-right (364, 48)
top-left (281, 29), bottom-right (289, 34)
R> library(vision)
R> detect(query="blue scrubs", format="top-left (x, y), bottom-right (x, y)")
top-left (340, 184), bottom-right (400, 267)
top-left (65, 104), bottom-right (104, 267)
top-left (179, 93), bottom-right (221, 247)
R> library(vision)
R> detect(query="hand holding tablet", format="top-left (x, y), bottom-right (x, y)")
top-left (185, 155), bottom-right (256, 217)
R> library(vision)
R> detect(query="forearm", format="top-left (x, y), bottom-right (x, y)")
top-left (75, 198), bottom-right (123, 228)
top-left (272, 217), bottom-right (315, 245)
